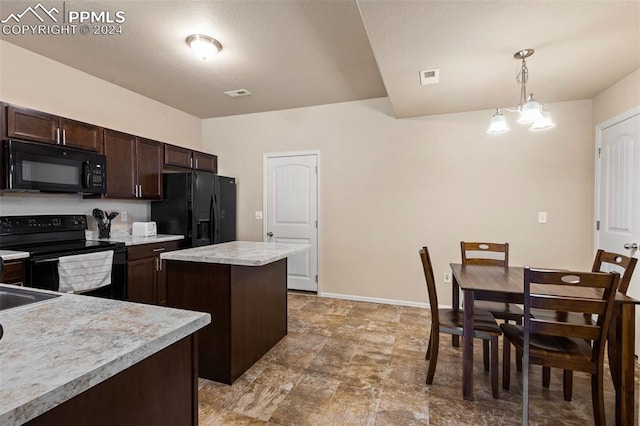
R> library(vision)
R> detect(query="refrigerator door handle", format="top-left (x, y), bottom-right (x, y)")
top-left (209, 194), bottom-right (215, 244)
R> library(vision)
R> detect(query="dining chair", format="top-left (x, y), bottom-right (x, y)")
top-left (501, 267), bottom-right (620, 426)
top-left (460, 241), bottom-right (524, 373)
top-left (420, 246), bottom-right (502, 398)
top-left (536, 249), bottom-right (637, 399)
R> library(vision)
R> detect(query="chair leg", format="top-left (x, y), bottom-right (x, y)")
top-left (426, 331), bottom-right (432, 360)
top-left (591, 370), bottom-right (606, 426)
top-left (542, 367), bottom-right (550, 388)
top-left (515, 317), bottom-right (523, 372)
top-left (483, 340), bottom-right (490, 372)
top-left (563, 370), bottom-right (573, 401)
top-left (490, 336), bottom-right (499, 398)
top-left (502, 335), bottom-right (511, 390)
top-left (426, 331), bottom-right (439, 385)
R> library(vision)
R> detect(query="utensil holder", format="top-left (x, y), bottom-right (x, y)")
top-left (97, 221), bottom-right (112, 239)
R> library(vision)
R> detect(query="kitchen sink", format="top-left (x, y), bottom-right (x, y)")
top-left (0, 287), bottom-right (60, 311)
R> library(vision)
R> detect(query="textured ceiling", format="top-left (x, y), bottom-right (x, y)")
top-left (0, 1), bottom-right (638, 119)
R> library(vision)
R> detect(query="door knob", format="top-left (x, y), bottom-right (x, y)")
top-left (267, 232), bottom-right (274, 237)
top-left (624, 243), bottom-right (638, 250)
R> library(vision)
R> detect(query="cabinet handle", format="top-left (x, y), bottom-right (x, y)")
top-left (134, 185), bottom-right (138, 197)
top-left (195, 158), bottom-right (198, 169)
top-left (56, 128), bottom-right (60, 144)
top-left (190, 157), bottom-right (193, 168)
top-left (62, 129), bottom-right (66, 145)
top-left (158, 258), bottom-right (163, 271)
top-left (152, 248), bottom-right (166, 252)
top-left (139, 185), bottom-right (143, 198)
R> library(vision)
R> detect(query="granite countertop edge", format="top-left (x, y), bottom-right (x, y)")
top-left (160, 241), bottom-right (311, 266)
top-left (0, 250), bottom-right (30, 261)
top-left (88, 234), bottom-right (185, 246)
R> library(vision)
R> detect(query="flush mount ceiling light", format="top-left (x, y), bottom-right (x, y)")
top-left (186, 34), bottom-right (222, 60)
top-left (487, 49), bottom-right (555, 134)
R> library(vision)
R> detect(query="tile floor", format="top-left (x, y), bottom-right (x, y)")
top-left (198, 292), bottom-right (639, 425)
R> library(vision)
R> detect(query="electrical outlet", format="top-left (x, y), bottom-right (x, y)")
top-left (121, 211), bottom-right (128, 222)
top-left (255, 211), bottom-right (263, 220)
top-left (444, 272), bottom-right (452, 283)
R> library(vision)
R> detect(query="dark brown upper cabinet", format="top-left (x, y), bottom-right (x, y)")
top-left (6, 105), bottom-right (103, 153)
top-left (103, 129), bottom-right (162, 200)
top-left (164, 144), bottom-right (217, 173)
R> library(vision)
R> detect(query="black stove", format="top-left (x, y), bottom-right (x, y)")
top-left (0, 214), bottom-right (126, 299)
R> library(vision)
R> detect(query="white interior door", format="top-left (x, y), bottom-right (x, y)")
top-left (265, 153), bottom-right (318, 292)
top-left (596, 111), bottom-right (640, 354)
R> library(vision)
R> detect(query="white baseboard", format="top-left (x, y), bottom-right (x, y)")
top-left (319, 291), bottom-right (430, 309)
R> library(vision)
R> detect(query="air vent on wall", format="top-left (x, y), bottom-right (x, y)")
top-left (419, 69), bottom-right (440, 85)
top-left (224, 89), bottom-right (252, 97)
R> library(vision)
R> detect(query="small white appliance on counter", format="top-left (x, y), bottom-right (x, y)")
top-left (132, 222), bottom-right (157, 237)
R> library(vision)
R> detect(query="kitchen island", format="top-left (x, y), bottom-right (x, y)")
top-left (161, 241), bottom-right (310, 384)
top-left (0, 286), bottom-right (210, 425)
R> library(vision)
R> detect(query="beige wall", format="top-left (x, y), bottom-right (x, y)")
top-left (203, 97), bottom-right (595, 305)
top-left (593, 67), bottom-right (640, 125)
top-left (0, 40), bottom-right (202, 149)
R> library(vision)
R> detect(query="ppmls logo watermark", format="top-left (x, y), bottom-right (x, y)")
top-left (1, 2), bottom-right (126, 36)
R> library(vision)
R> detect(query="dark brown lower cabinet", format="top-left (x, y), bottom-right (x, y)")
top-left (27, 335), bottom-right (199, 425)
top-left (1, 259), bottom-right (26, 285)
top-left (165, 258), bottom-right (287, 384)
top-left (126, 241), bottom-right (180, 305)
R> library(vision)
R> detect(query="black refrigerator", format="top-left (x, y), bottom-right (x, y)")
top-left (151, 172), bottom-right (236, 247)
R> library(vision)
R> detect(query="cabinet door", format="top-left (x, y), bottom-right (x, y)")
top-left (103, 129), bottom-right (137, 198)
top-left (164, 145), bottom-right (193, 169)
top-left (136, 138), bottom-right (163, 200)
top-left (1, 259), bottom-right (26, 286)
top-left (59, 118), bottom-right (103, 153)
top-left (193, 152), bottom-right (218, 173)
top-left (6, 106), bottom-right (59, 144)
top-left (127, 257), bottom-right (157, 304)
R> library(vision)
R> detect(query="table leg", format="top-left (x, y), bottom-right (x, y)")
top-left (613, 303), bottom-right (636, 426)
top-left (452, 275), bottom-right (460, 347)
top-left (463, 289), bottom-right (475, 400)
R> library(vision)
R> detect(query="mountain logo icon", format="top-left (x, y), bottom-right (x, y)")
top-left (1, 3), bottom-right (59, 24)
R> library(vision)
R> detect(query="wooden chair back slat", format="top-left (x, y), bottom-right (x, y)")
top-left (530, 296), bottom-right (606, 315)
top-left (460, 242), bottom-right (509, 267)
top-left (529, 320), bottom-right (601, 340)
top-left (529, 270), bottom-right (616, 288)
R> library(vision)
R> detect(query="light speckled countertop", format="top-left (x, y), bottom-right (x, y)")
top-left (88, 234), bottom-right (184, 246)
top-left (160, 241), bottom-right (311, 266)
top-left (0, 286), bottom-right (210, 425)
top-left (0, 250), bottom-right (29, 261)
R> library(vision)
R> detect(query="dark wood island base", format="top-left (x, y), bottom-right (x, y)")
top-left (165, 258), bottom-right (288, 384)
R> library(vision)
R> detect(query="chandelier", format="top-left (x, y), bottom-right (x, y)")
top-left (487, 49), bottom-right (555, 134)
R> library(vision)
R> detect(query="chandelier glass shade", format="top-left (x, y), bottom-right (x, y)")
top-left (487, 49), bottom-right (555, 134)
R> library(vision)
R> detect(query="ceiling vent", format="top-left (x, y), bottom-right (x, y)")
top-left (419, 69), bottom-right (440, 85)
top-left (224, 89), bottom-right (252, 98)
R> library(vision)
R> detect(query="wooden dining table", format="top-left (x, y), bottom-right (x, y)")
top-left (450, 263), bottom-right (639, 426)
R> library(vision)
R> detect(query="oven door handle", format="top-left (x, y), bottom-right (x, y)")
top-left (32, 258), bottom-right (60, 264)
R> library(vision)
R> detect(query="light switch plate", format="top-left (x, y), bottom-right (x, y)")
top-left (538, 211), bottom-right (548, 223)
top-left (444, 272), bottom-right (452, 283)
top-left (255, 211), bottom-right (263, 220)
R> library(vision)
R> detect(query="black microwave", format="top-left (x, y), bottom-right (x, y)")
top-left (2, 139), bottom-right (106, 194)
